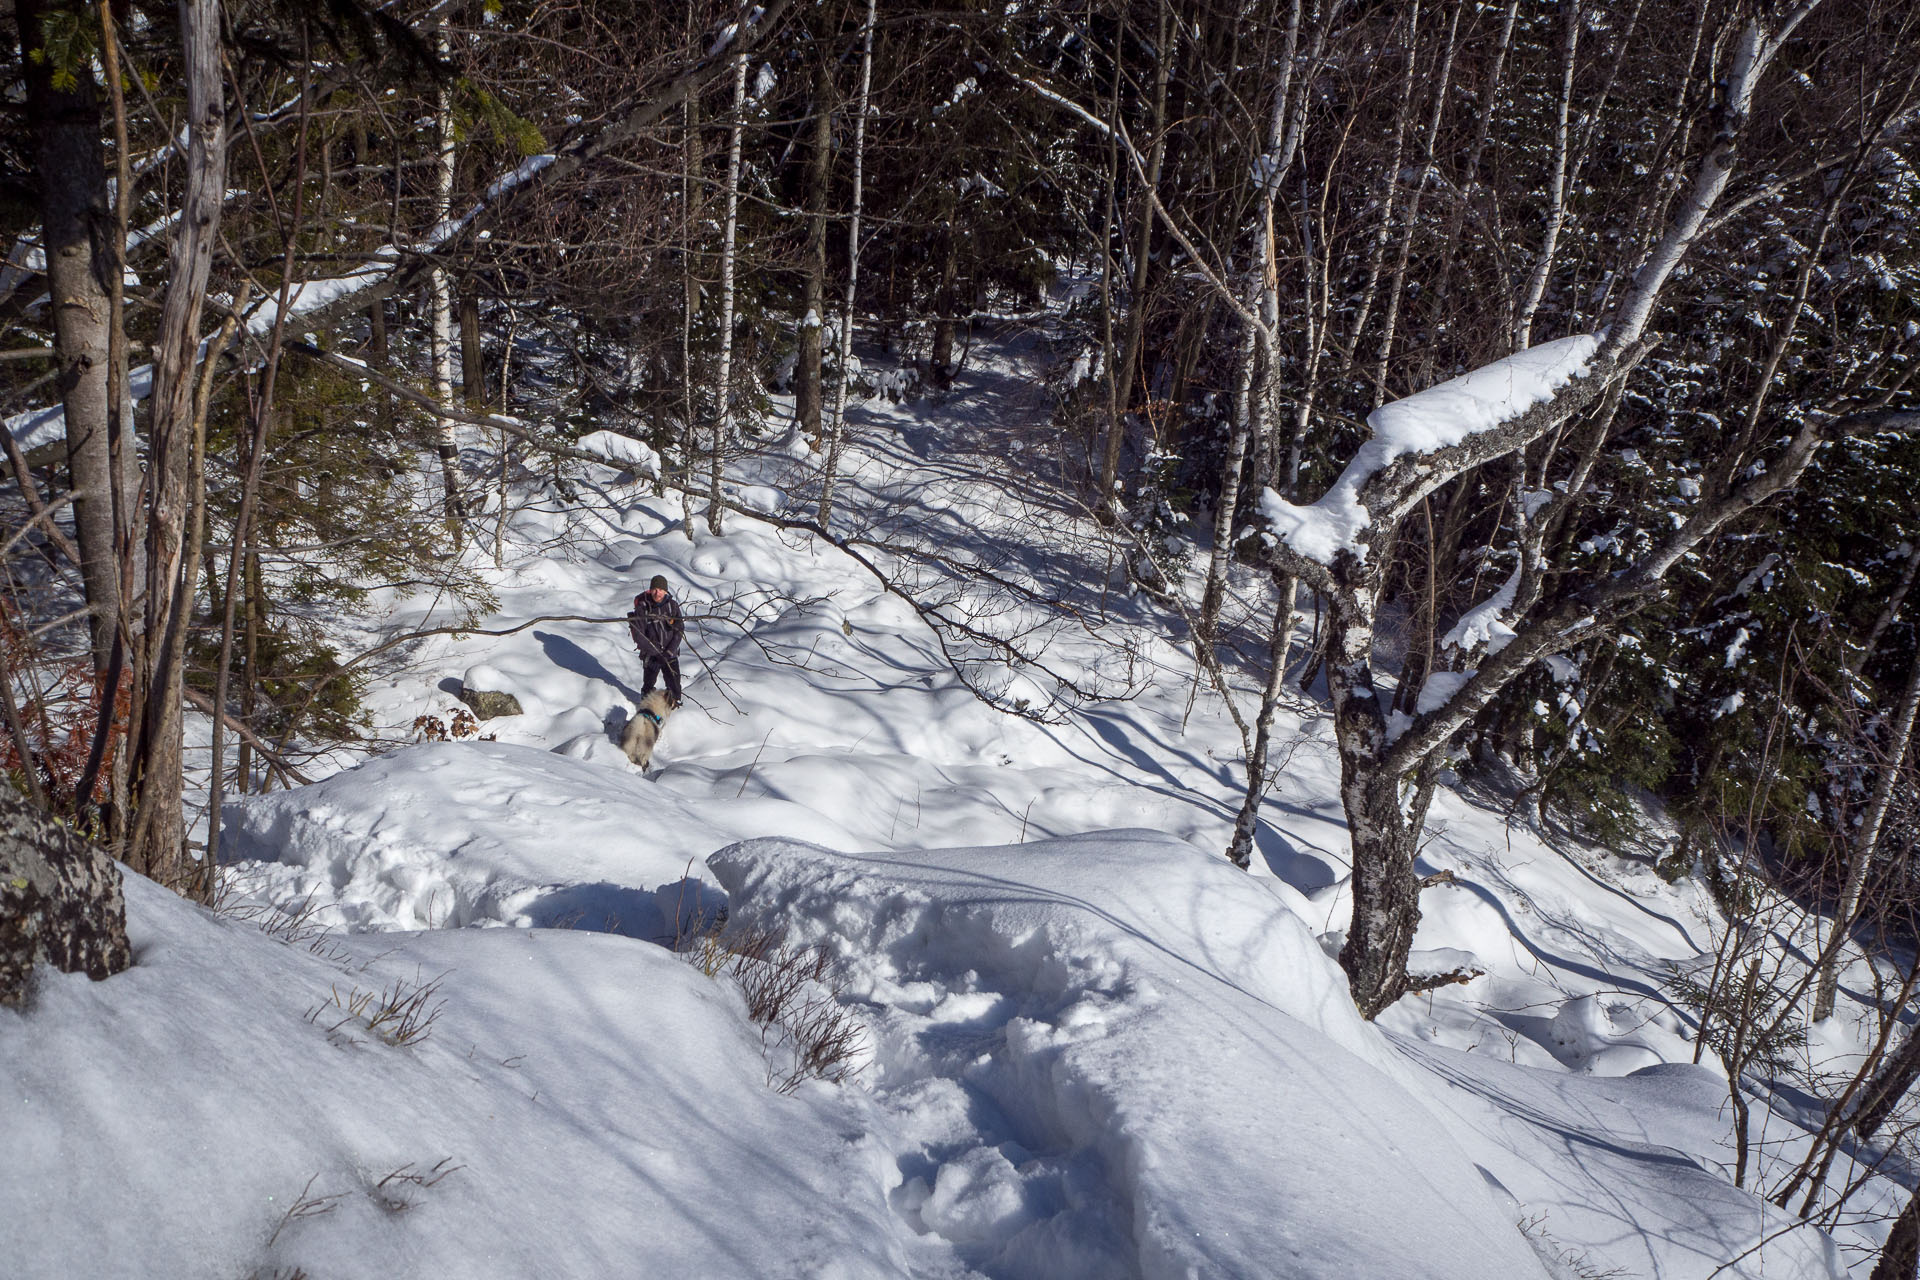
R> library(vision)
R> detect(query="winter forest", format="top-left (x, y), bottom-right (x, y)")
top-left (4, 0), bottom-right (1920, 1274)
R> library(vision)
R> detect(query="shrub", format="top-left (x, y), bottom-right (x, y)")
top-left (305, 970), bottom-right (447, 1048)
top-left (675, 917), bottom-right (866, 1093)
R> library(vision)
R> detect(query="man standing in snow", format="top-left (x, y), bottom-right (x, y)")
top-left (628, 575), bottom-right (684, 706)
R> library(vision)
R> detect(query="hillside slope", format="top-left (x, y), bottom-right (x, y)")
top-left (4, 341), bottom-right (1873, 1278)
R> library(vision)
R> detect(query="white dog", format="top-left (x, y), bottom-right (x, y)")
top-left (619, 690), bottom-right (676, 771)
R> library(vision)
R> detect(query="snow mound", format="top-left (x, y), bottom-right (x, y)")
top-left (710, 831), bottom-right (1554, 1279)
top-left (575, 429), bottom-right (662, 477)
top-left (1, 873), bottom-right (904, 1279)
top-left (1548, 993), bottom-right (1663, 1076)
top-left (220, 741), bottom-right (817, 938)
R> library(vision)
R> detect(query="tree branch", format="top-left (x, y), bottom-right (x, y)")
top-left (1380, 409), bottom-right (1920, 777)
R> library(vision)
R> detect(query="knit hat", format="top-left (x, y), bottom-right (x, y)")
top-left (649, 575), bottom-right (669, 591)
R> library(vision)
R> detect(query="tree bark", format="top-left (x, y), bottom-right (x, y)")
top-left (125, 0), bottom-right (226, 893)
top-left (929, 232), bottom-right (960, 387)
top-left (1871, 1179), bottom-right (1920, 1280)
top-left (14, 0), bottom-right (123, 671)
top-left (429, 16), bottom-right (464, 531)
top-left (1510, 0), bottom-right (1578, 352)
top-left (1100, 0), bottom-right (1174, 521)
top-left (459, 287), bottom-right (485, 404)
top-left (795, 58), bottom-right (833, 447)
top-left (1227, 575), bottom-right (1298, 868)
top-left (1852, 1020), bottom-right (1920, 1141)
top-left (709, 45), bottom-right (749, 536)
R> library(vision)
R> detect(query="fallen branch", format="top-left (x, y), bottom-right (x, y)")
top-left (182, 686), bottom-right (315, 786)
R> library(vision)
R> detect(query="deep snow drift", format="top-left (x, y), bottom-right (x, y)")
top-left (2, 338), bottom-right (1886, 1278)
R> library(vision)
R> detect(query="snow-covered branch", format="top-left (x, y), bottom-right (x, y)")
top-left (1252, 335), bottom-right (1641, 570)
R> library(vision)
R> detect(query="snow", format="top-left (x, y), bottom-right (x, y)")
top-left (1, 331), bottom-right (1890, 1279)
top-left (1441, 565), bottom-right (1523, 655)
top-left (1415, 669), bottom-right (1475, 717)
top-left (244, 250), bottom-right (402, 337)
top-left (1, 875), bottom-right (903, 1279)
top-left (222, 742), bottom-right (810, 937)
top-left (575, 429), bottom-right (662, 477)
top-left (710, 833), bottom-right (1550, 1279)
top-left (1261, 335), bottom-right (1600, 564)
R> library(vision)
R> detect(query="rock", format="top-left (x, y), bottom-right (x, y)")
top-left (0, 784), bottom-right (132, 1007)
top-left (458, 686), bottom-right (524, 720)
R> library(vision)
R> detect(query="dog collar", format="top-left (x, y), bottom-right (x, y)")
top-left (640, 709), bottom-right (663, 727)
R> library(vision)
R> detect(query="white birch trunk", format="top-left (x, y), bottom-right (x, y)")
top-left (1511, 0), bottom-right (1579, 352)
top-left (1372, 0), bottom-right (1460, 397)
top-left (709, 48), bottom-right (748, 536)
top-left (1604, 4), bottom-right (1822, 355)
top-left (819, 0), bottom-right (874, 530)
top-left (1198, 0), bottom-right (1305, 634)
top-left (430, 20), bottom-right (462, 530)
top-left (1812, 655), bottom-right (1920, 1021)
top-left (1340, 0), bottom-right (1420, 382)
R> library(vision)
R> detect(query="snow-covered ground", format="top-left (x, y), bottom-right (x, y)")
top-left (1, 335), bottom-right (1898, 1277)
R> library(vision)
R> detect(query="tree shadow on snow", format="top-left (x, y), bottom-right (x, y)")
top-left (535, 629), bottom-right (644, 703)
top-left (1255, 827), bottom-right (1342, 894)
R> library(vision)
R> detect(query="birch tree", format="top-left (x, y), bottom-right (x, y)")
top-left (1811, 652), bottom-right (1920, 1020)
top-left (794, 51), bottom-right (835, 448)
top-left (707, 43), bottom-right (749, 536)
top-left (818, 0), bottom-right (873, 529)
top-left (429, 11), bottom-right (465, 532)
top-left (12, 0), bottom-right (125, 670)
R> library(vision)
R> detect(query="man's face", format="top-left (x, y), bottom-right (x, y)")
top-left (649, 587), bottom-right (666, 602)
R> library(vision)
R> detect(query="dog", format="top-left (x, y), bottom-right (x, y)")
top-left (619, 690), bottom-right (676, 771)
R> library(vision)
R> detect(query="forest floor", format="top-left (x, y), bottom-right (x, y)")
top-left (2, 328), bottom-right (1906, 1278)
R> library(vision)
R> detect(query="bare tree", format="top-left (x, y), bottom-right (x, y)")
top-left (794, 49), bottom-right (835, 447)
top-left (707, 42), bottom-right (749, 537)
top-left (124, 0), bottom-right (229, 891)
top-left (1812, 652), bottom-right (1920, 1020)
top-left (428, 9), bottom-right (465, 532)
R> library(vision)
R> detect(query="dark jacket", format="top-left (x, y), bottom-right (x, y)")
top-left (628, 592), bottom-right (683, 657)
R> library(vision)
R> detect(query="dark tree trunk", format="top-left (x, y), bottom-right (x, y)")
top-left (1227, 576), bottom-right (1297, 868)
top-left (368, 301), bottom-right (394, 434)
top-left (1854, 1025), bottom-right (1920, 1141)
top-left (1872, 1183), bottom-right (1920, 1280)
top-left (14, 0), bottom-right (123, 671)
top-left (1102, 0), bottom-right (1173, 515)
top-left (929, 231), bottom-right (960, 386)
top-left (1327, 576), bottom-right (1429, 1018)
top-left (795, 62), bottom-right (833, 445)
top-left (459, 288), bottom-right (484, 404)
